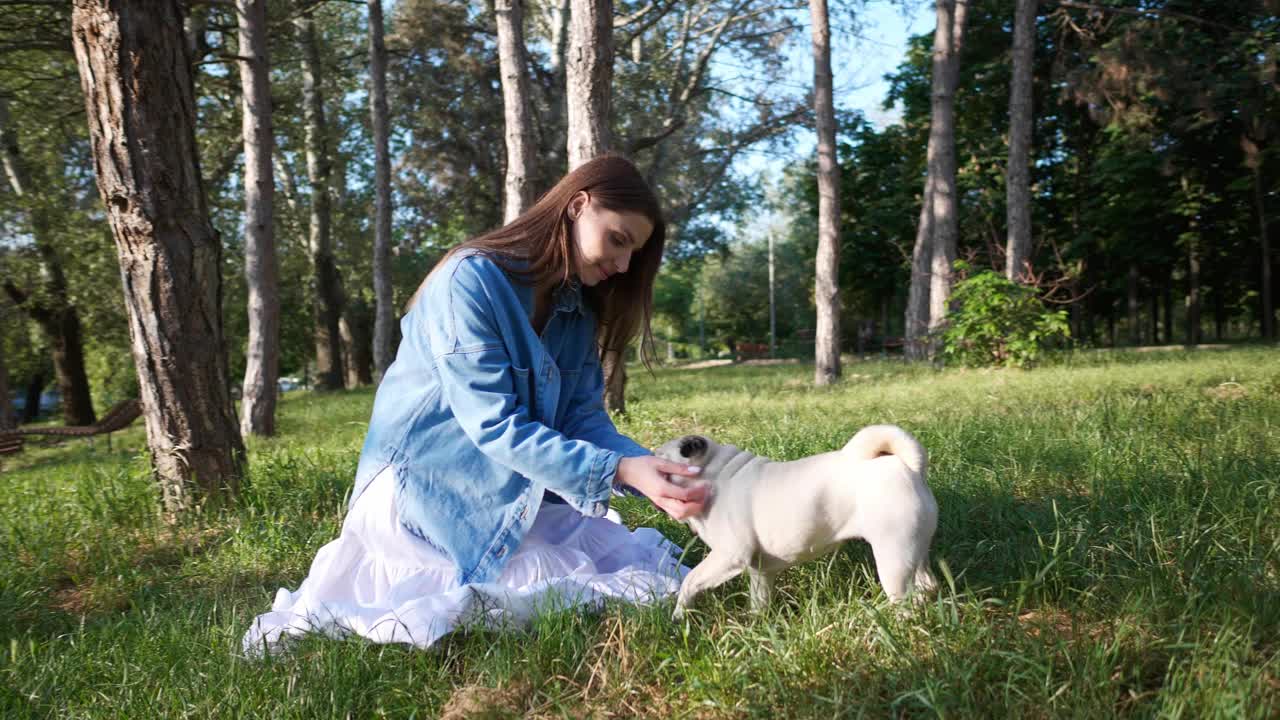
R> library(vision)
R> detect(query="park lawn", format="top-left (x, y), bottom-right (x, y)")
top-left (2, 347), bottom-right (1278, 718)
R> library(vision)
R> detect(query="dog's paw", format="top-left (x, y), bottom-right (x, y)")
top-left (671, 605), bottom-right (686, 622)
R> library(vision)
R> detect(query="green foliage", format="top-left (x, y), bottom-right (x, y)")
top-left (770, 0), bottom-right (1280, 347)
top-left (942, 263), bottom-right (1070, 368)
top-left (699, 229), bottom-right (815, 351)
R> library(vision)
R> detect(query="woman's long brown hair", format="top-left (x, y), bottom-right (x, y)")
top-left (410, 153), bottom-right (666, 368)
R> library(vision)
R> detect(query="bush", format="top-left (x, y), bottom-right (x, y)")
top-left (941, 263), bottom-right (1070, 368)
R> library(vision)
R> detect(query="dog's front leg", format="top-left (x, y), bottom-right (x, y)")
top-left (746, 566), bottom-right (774, 613)
top-left (673, 550), bottom-right (747, 620)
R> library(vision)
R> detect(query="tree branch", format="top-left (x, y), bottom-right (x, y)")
top-left (1051, 0), bottom-right (1247, 33)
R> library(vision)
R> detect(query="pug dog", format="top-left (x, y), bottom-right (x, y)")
top-left (654, 425), bottom-right (938, 618)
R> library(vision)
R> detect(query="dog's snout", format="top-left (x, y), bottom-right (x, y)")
top-left (678, 436), bottom-right (707, 458)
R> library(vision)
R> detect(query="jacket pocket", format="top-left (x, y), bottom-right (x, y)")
top-left (510, 364), bottom-right (535, 416)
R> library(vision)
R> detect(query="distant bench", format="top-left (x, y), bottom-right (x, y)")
top-left (0, 432), bottom-right (23, 459)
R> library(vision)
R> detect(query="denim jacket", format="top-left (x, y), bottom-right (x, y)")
top-left (349, 249), bottom-right (650, 584)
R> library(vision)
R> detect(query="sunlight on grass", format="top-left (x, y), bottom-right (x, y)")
top-left (2, 347), bottom-right (1278, 717)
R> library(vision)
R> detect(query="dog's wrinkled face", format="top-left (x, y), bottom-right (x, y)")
top-left (654, 434), bottom-right (710, 463)
top-left (653, 435), bottom-right (721, 487)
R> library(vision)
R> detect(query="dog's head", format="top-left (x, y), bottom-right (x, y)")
top-left (654, 434), bottom-right (712, 464)
top-left (652, 434), bottom-right (729, 487)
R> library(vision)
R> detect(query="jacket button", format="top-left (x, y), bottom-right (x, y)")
top-left (496, 545), bottom-right (507, 558)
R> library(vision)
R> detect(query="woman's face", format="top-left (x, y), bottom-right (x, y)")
top-left (567, 191), bottom-right (653, 287)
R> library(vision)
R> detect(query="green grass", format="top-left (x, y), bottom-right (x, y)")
top-left (3, 347), bottom-right (1278, 718)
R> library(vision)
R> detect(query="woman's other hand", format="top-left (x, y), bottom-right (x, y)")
top-left (616, 456), bottom-right (707, 520)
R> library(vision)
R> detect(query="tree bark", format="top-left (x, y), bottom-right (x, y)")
top-left (537, 0), bottom-right (571, 182)
top-left (0, 99), bottom-right (97, 426)
top-left (1255, 165), bottom-right (1274, 341)
top-left (810, 0), bottom-right (840, 385)
top-left (0, 306), bottom-right (12, 429)
top-left (497, 0), bottom-right (538, 223)
top-left (1150, 292), bottom-right (1160, 344)
top-left (567, 0), bottom-right (624, 411)
top-left (296, 8), bottom-right (346, 391)
top-left (23, 373), bottom-right (43, 423)
top-left (602, 350), bottom-right (626, 414)
top-left (1186, 238), bottom-right (1200, 345)
top-left (369, 0), bottom-right (395, 381)
top-left (71, 0), bottom-right (246, 515)
top-left (1127, 263), bottom-right (1141, 345)
top-left (236, 0), bottom-right (280, 437)
top-left (926, 0), bottom-right (968, 355)
top-left (905, 174), bottom-right (934, 360)
top-left (340, 302), bottom-right (375, 388)
top-left (566, 0), bottom-right (612, 168)
top-left (906, 0), bottom-right (968, 361)
top-left (1004, 0), bottom-right (1036, 283)
top-left (1213, 280), bottom-right (1226, 341)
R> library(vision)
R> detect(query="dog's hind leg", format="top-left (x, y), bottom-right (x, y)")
top-left (746, 566), bottom-right (775, 613)
top-left (673, 550), bottom-right (747, 620)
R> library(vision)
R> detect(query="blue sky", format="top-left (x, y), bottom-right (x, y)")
top-left (732, 1), bottom-right (933, 183)
top-left (708, 1), bottom-right (932, 240)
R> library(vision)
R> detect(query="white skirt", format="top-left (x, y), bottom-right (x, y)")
top-left (242, 467), bottom-right (688, 655)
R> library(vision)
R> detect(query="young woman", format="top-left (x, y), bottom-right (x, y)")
top-left (243, 154), bottom-right (707, 653)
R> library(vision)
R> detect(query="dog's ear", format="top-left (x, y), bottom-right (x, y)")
top-left (678, 435), bottom-right (708, 459)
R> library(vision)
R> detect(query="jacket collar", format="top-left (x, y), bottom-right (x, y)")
top-left (552, 276), bottom-right (585, 315)
top-left (502, 253), bottom-right (584, 318)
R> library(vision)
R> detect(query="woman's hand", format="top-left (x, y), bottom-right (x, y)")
top-left (616, 456), bottom-right (708, 520)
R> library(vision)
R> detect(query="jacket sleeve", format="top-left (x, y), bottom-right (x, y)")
top-left (561, 349), bottom-right (651, 497)
top-left (422, 256), bottom-right (618, 508)
top-left (562, 348), bottom-right (650, 457)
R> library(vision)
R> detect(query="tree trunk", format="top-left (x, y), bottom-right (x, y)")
top-left (905, 174), bottom-right (934, 360)
top-left (0, 308), bottom-right (12, 430)
top-left (602, 350), bottom-right (626, 414)
top-left (539, 0), bottom-right (571, 180)
top-left (1127, 263), bottom-right (1141, 345)
top-left (0, 99), bottom-right (97, 426)
top-left (926, 0), bottom-right (968, 355)
top-left (1186, 239), bottom-right (1200, 345)
top-left (1150, 292), bottom-right (1160, 344)
top-left (237, 0), bottom-right (280, 437)
top-left (566, 0), bottom-right (612, 168)
top-left (340, 302), bottom-right (375, 388)
top-left (1004, 0), bottom-right (1036, 283)
top-left (23, 372), bottom-right (43, 423)
top-left (906, 0), bottom-right (968, 361)
top-left (497, 0), bottom-right (538, 223)
top-left (369, 0), bottom-right (396, 381)
top-left (811, 0), bottom-right (840, 385)
top-left (567, 0), bottom-right (623, 410)
top-left (1255, 165), bottom-right (1274, 341)
top-left (71, 0), bottom-right (246, 515)
top-left (1213, 283), bottom-right (1226, 341)
top-left (296, 9), bottom-right (346, 391)
top-left (1162, 271), bottom-right (1174, 344)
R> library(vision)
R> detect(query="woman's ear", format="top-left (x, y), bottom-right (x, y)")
top-left (568, 191), bottom-right (588, 220)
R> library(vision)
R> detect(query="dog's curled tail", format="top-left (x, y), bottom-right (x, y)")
top-left (842, 424), bottom-right (927, 475)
